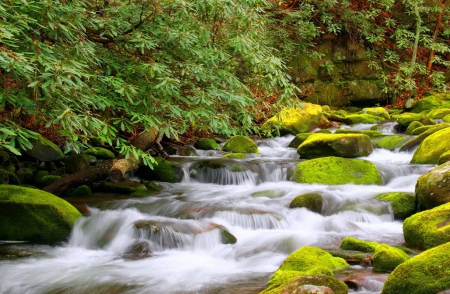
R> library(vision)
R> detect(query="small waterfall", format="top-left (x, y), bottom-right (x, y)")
top-left (214, 211), bottom-right (288, 230)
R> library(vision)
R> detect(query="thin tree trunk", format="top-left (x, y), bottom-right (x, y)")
top-left (426, 0), bottom-right (446, 75)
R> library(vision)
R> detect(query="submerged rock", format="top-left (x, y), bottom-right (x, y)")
top-left (373, 244), bottom-right (410, 272)
top-left (222, 135), bottom-right (259, 154)
top-left (381, 242), bottom-right (450, 294)
top-left (415, 161), bottom-right (450, 209)
top-left (289, 192), bottom-right (323, 213)
top-left (0, 185), bottom-right (81, 244)
top-left (374, 192), bottom-right (416, 219)
top-left (292, 157), bottom-right (382, 185)
top-left (222, 153), bottom-right (247, 159)
top-left (411, 128), bottom-right (450, 164)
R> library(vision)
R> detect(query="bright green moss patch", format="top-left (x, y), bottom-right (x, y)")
top-left (289, 192), bottom-right (323, 213)
top-left (262, 274), bottom-right (348, 294)
top-left (415, 162), bottom-right (450, 209)
top-left (427, 108), bottom-right (450, 119)
top-left (373, 244), bottom-right (410, 272)
top-left (381, 242), bottom-right (450, 294)
top-left (410, 92), bottom-right (450, 113)
top-left (68, 185), bottom-right (92, 197)
top-left (374, 192), bottom-right (416, 219)
top-left (345, 113), bottom-right (384, 124)
top-left (363, 107), bottom-right (390, 119)
top-left (335, 129), bottom-right (383, 137)
top-left (83, 147), bottom-right (115, 159)
top-left (0, 185), bottom-right (82, 244)
top-left (292, 157), bottom-right (382, 185)
top-left (405, 121), bottom-right (424, 135)
top-left (410, 125), bottom-right (437, 135)
top-left (397, 113), bottom-right (436, 127)
top-left (403, 202), bottom-right (450, 250)
top-left (399, 123), bottom-right (450, 152)
top-left (194, 138), bottom-right (220, 150)
top-left (411, 128), bottom-right (450, 164)
top-left (221, 153), bottom-right (247, 159)
top-left (339, 236), bottom-right (379, 252)
top-left (136, 157), bottom-right (183, 183)
top-left (222, 135), bottom-right (259, 154)
top-left (371, 135), bottom-right (410, 151)
top-left (287, 133), bottom-right (313, 148)
top-left (444, 114), bottom-right (450, 123)
top-left (439, 150), bottom-right (450, 165)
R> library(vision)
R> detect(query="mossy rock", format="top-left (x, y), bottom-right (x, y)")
top-left (444, 114), bottom-right (450, 123)
top-left (36, 175), bottom-right (61, 188)
top-left (289, 192), bottom-right (323, 213)
top-left (222, 135), bottom-right (259, 154)
top-left (410, 125), bottom-right (438, 135)
top-left (399, 123), bottom-right (450, 152)
top-left (405, 121), bottom-right (424, 135)
top-left (83, 147), bottom-right (115, 159)
top-left (297, 133), bottom-right (373, 159)
top-left (410, 92), bottom-right (450, 113)
top-left (292, 156), bottom-right (382, 185)
top-left (415, 162), bottom-right (450, 209)
top-left (374, 192), bottom-right (416, 219)
top-left (403, 202), bottom-right (450, 250)
top-left (144, 181), bottom-right (162, 192)
top-left (23, 135), bottom-right (64, 162)
top-left (439, 150), bottom-right (450, 165)
top-left (397, 113), bottom-right (435, 128)
top-left (63, 154), bottom-right (94, 174)
top-left (313, 129), bottom-right (332, 134)
top-left (14, 167), bottom-right (33, 184)
top-left (266, 246), bottom-right (349, 288)
top-left (411, 128), bottom-right (450, 164)
top-left (345, 113), bottom-right (384, 124)
top-left (325, 249), bottom-right (370, 266)
top-left (194, 138), bottom-right (220, 150)
top-left (363, 107), bottom-right (390, 120)
top-left (335, 129), bottom-right (383, 138)
top-left (251, 190), bottom-right (284, 198)
top-left (103, 181), bottom-right (147, 194)
top-left (136, 158), bottom-right (183, 183)
top-left (371, 135), bottom-right (410, 151)
top-left (32, 170), bottom-right (49, 185)
top-left (261, 102), bottom-right (322, 136)
top-left (261, 275), bottom-right (348, 294)
top-left (339, 236), bottom-right (379, 252)
top-left (373, 243), bottom-right (410, 272)
top-left (221, 153), bottom-right (247, 159)
top-left (287, 133), bottom-right (313, 148)
top-left (381, 242), bottom-right (450, 294)
top-left (0, 168), bottom-right (20, 185)
top-left (0, 185), bottom-right (81, 244)
top-left (427, 108), bottom-right (450, 119)
top-left (68, 185), bottom-right (92, 197)
top-left (219, 227), bottom-right (237, 244)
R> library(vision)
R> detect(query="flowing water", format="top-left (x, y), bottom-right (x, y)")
top-left (0, 124), bottom-right (434, 294)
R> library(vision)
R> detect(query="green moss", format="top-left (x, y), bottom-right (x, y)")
top-left (381, 242), bottom-right (450, 294)
top-left (335, 129), bottom-right (383, 138)
top-left (0, 185), bottom-right (81, 243)
top-left (289, 192), bottom-right (323, 213)
top-left (144, 181), bottom-right (162, 191)
top-left (36, 175), bottom-right (61, 188)
top-left (405, 121), bottom-right (424, 135)
top-left (400, 123), bottom-right (450, 152)
top-left (292, 156), bottom-right (382, 185)
top-left (410, 125), bottom-right (437, 135)
top-left (340, 237), bottom-right (379, 252)
top-left (363, 107), bottom-right (390, 119)
top-left (427, 108), bottom-right (450, 119)
top-left (251, 190), bottom-right (283, 198)
top-left (23, 135), bottom-right (64, 162)
top-left (397, 112), bottom-right (435, 127)
top-left (136, 158), bottom-right (183, 183)
top-left (83, 147), bottom-right (115, 159)
top-left (374, 192), bottom-right (416, 219)
top-left (415, 162), bottom-right (450, 209)
top-left (69, 185), bottom-right (92, 197)
top-left (439, 150), bottom-right (450, 165)
top-left (345, 113), bottom-right (384, 124)
top-left (221, 153), bottom-right (247, 159)
top-left (63, 154), bottom-right (94, 174)
top-left (403, 202), bottom-right (450, 250)
top-left (222, 135), bottom-right (259, 154)
top-left (411, 128), bottom-right (450, 164)
top-left (325, 249), bottom-right (370, 265)
top-left (262, 275), bottom-right (348, 294)
top-left (103, 181), bottom-right (147, 194)
top-left (219, 227), bottom-right (237, 244)
top-left (287, 133), bottom-right (313, 148)
top-left (194, 138), bottom-right (220, 150)
top-left (444, 114), bottom-right (450, 123)
top-left (14, 167), bottom-right (33, 184)
top-left (410, 93), bottom-right (450, 113)
top-left (371, 135), bottom-right (410, 151)
top-left (313, 129), bottom-right (332, 134)
top-left (297, 133), bottom-right (373, 158)
top-left (373, 244), bottom-right (410, 272)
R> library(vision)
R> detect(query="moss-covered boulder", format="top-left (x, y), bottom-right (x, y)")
top-left (63, 154), bottom-right (94, 174)
top-left (325, 249), bottom-right (371, 266)
top-left (222, 135), bottom-right (259, 154)
top-left (381, 242), bottom-right (450, 294)
top-left (266, 246), bottom-right (349, 288)
top-left (0, 185), bottom-right (81, 243)
top-left (289, 192), bottom-right (323, 213)
top-left (397, 113), bottom-right (435, 128)
top-left (439, 150), bottom-right (450, 165)
top-left (287, 133), bottom-right (313, 148)
top-left (410, 92), bottom-right (450, 113)
top-left (339, 236), bottom-right (379, 252)
top-left (373, 243), bottom-right (410, 272)
top-left (403, 202), bottom-right (450, 250)
top-left (374, 192), bottom-right (416, 219)
top-left (405, 121), bottom-right (424, 135)
top-left (261, 275), bottom-right (347, 294)
top-left (444, 114), bottom-right (450, 123)
top-left (261, 102), bottom-right (322, 136)
top-left (194, 138), bottom-right (220, 150)
top-left (297, 133), bottom-right (373, 159)
top-left (345, 113), bottom-right (384, 124)
top-left (68, 185), bottom-right (92, 197)
top-left (83, 147), bottom-right (115, 159)
top-left (136, 158), bottom-right (184, 183)
top-left (14, 167), bottom-right (33, 184)
top-left (427, 108), bottom-right (450, 119)
top-left (292, 157), bottom-right (382, 185)
top-left (410, 125), bottom-right (440, 135)
top-left (415, 162), bottom-right (450, 209)
top-left (23, 135), bottom-right (64, 162)
top-left (371, 135), bottom-right (410, 151)
top-left (103, 181), bottom-right (147, 194)
top-left (334, 129), bottom-right (383, 137)
top-left (411, 128), bottom-right (450, 164)
top-left (36, 175), bottom-right (62, 188)
top-left (363, 107), bottom-right (390, 120)
top-left (399, 123), bottom-right (450, 152)
top-left (221, 153), bottom-right (247, 159)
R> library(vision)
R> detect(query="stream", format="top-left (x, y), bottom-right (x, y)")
top-left (0, 123), bottom-right (433, 294)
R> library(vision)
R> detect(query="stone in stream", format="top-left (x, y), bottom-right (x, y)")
top-left (396, 113), bottom-right (435, 128)
top-left (372, 244), bottom-right (410, 272)
top-left (381, 242), bottom-right (450, 294)
top-left (405, 120), bottom-right (424, 135)
top-left (399, 123), bottom-right (450, 152)
top-left (287, 133), bottom-right (313, 148)
top-left (439, 151), bottom-right (450, 165)
top-left (103, 180), bottom-right (147, 194)
top-left (289, 192), bottom-right (323, 213)
top-left (136, 157), bottom-right (184, 183)
top-left (362, 107), bottom-right (390, 120)
top-left (411, 128), bottom-right (450, 164)
top-left (194, 138), bottom-right (221, 150)
top-left (374, 192), bottom-right (416, 219)
top-left (222, 135), bottom-right (260, 154)
top-left (410, 92), bottom-right (450, 113)
top-left (339, 237), bottom-right (379, 253)
top-left (344, 113), bottom-right (386, 124)
top-left (370, 135), bottom-right (410, 151)
top-left (415, 161), bottom-right (450, 209)
top-left (123, 241), bottom-right (152, 260)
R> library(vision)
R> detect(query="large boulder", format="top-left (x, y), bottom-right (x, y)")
top-left (363, 107), bottom-right (390, 120)
top-left (297, 133), bottom-right (373, 159)
top-left (410, 92), bottom-right (450, 113)
top-left (262, 102), bottom-right (322, 136)
top-left (427, 108), bottom-right (450, 119)
top-left (292, 157), bottom-right (382, 185)
top-left (222, 135), bottom-right (259, 154)
top-left (23, 135), bottom-right (64, 162)
top-left (261, 275), bottom-right (347, 294)
top-left (411, 128), bottom-right (450, 164)
top-left (374, 192), bottom-right (416, 219)
top-left (415, 161), bottom-right (450, 209)
top-left (397, 113), bottom-right (435, 128)
top-left (0, 185), bottom-right (81, 243)
top-left (287, 133), bottom-right (313, 148)
top-left (399, 123), bottom-right (450, 152)
top-left (373, 243), bottom-right (410, 272)
top-left (403, 202), bottom-right (450, 250)
top-left (381, 242), bottom-right (450, 294)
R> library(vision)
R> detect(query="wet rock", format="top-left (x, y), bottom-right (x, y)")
top-left (296, 285), bottom-right (335, 294)
top-left (136, 157), bottom-right (184, 183)
top-left (194, 138), bottom-right (220, 150)
top-left (339, 237), bottom-right (379, 253)
top-left (344, 113), bottom-right (385, 124)
top-left (222, 135), bottom-right (259, 154)
top-left (326, 249), bottom-right (372, 266)
top-left (222, 153), bottom-right (247, 159)
top-left (83, 147), bottom-right (115, 159)
top-left (68, 185), bottom-right (92, 197)
top-left (416, 160), bottom-right (450, 208)
top-left (261, 102), bottom-right (322, 136)
top-left (297, 133), bottom-right (373, 159)
top-left (251, 190), bottom-right (284, 198)
top-left (381, 242), bottom-right (450, 294)
top-left (287, 133), bottom-right (313, 148)
top-left (363, 107), bottom-right (390, 120)
top-left (23, 135), bottom-right (64, 162)
top-left (397, 113), bottom-right (435, 128)
top-left (144, 181), bottom-right (163, 192)
top-left (0, 185), bottom-right (81, 244)
top-left (103, 181), bottom-right (147, 194)
top-left (63, 154), bottom-right (94, 174)
top-left (403, 202), bottom-right (450, 250)
top-left (123, 241), bottom-right (152, 260)
top-left (399, 123), bottom-right (450, 152)
top-left (410, 92), bottom-right (450, 113)
top-left (405, 121), bottom-right (423, 135)
top-left (178, 145), bottom-right (198, 156)
top-left (439, 151), bottom-right (450, 165)
top-left (374, 192), bottom-right (416, 219)
top-left (36, 175), bottom-right (61, 188)
top-left (262, 275), bottom-right (345, 294)
top-left (289, 192), bottom-right (323, 213)
top-left (371, 135), bottom-right (410, 151)
top-left (292, 157), bottom-right (382, 185)
top-left (410, 124), bottom-right (438, 135)
top-left (411, 128), bottom-right (450, 164)
top-left (334, 129), bottom-right (383, 138)
top-left (373, 244), bottom-right (410, 272)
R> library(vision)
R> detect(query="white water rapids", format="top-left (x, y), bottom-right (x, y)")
top-left (0, 126), bottom-right (434, 294)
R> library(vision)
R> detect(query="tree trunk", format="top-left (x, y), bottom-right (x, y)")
top-left (426, 0), bottom-right (446, 76)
